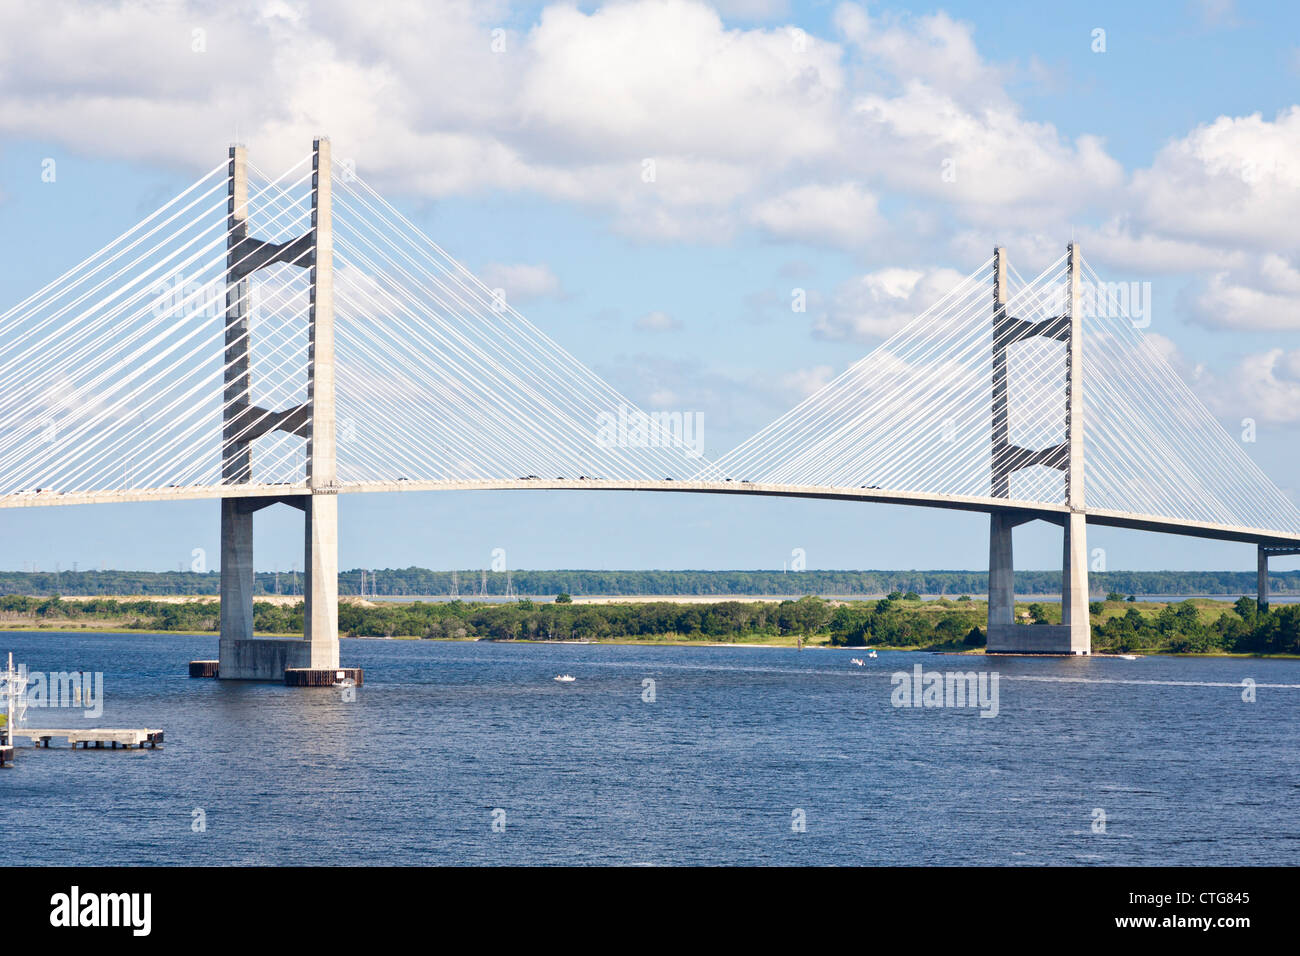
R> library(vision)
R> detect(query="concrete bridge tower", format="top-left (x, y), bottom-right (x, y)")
top-left (986, 243), bottom-right (1091, 655)
top-left (193, 139), bottom-right (357, 684)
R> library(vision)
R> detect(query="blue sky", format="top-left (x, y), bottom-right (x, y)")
top-left (1, 0), bottom-right (1299, 576)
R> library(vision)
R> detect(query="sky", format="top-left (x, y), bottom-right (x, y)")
top-left (1, 0), bottom-right (1299, 576)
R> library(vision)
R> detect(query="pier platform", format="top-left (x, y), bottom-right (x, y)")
top-left (189, 659), bottom-right (363, 686)
top-left (10, 728), bottom-right (163, 749)
top-left (284, 667), bottom-right (364, 687)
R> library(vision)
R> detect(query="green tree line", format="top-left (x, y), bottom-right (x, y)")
top-left (6, 592), bottom-right (1298, 654)
top-left (2, 568), bottom-right (1298, 598)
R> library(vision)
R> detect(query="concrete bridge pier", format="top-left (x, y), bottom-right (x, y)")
top-left (1257, 544), bottom-right (1300, 613)
top-left (214, 493), bottom-right (349, 680)
top-left (986, 511), bottom-right (1090, 654)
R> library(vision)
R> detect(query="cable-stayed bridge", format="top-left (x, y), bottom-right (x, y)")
top-left (2, 139), bottom-right (1297, 676)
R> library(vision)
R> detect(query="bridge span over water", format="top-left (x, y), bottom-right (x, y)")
top-left (3, 138), bottom-right (1297, 677)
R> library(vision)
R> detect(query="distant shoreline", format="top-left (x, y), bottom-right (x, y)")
top-left (2, 628), bottom-right (1297, 660)
top-left (3, 566), bottom-right (1299, 604)
top-left (3, 592), bottom-right (1297, 657)
top-left (19, 591), bottom-right (1300, 607)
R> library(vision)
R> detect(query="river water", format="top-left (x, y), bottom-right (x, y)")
top-left (2, 631), bottom-right (1297, 865)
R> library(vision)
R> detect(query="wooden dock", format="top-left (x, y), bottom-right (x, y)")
top-left (10, 728), bottom-right (163, 749)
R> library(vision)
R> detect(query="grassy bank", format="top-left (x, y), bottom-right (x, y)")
top-left (2, 592), bottom-right (1299, 656)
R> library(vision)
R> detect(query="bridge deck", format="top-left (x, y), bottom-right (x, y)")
top-left (0, 479), bottom-right (1297, 547)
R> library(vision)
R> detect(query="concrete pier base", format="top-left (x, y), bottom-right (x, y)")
top-left (987, 623), bottom-right (1085, 655)
top-left (195, 654), bottom-right (363, 684)
top-left (284, 667), bottom-right (363, 687)
top-left (216, 637), bottom-right (316, 681)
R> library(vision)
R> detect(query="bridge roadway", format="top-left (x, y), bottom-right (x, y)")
top-left (1, 478), bottom-right (1297, 548)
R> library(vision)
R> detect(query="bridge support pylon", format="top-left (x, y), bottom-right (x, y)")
top-left (985, 244), bottom-right (1091, 655)
top-left (1256, 544), bottom-right (1300, 614)
top-left (196, 138), bottom-right (357, 684)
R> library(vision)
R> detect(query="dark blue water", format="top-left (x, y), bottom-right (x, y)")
top-left (2, 632), bottom-right (1298, 865)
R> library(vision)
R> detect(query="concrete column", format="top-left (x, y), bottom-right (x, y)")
top-left (1062, 242), bottom-right (1090, 653)
top-left (991, 247), bottom-right (1010, 498)
top-left (307, 137), bottom-right (337, 492)
top-left (1258, 545), bottom-right (1269, 612)
top-left (303, 495), bottom-right (340, 669)
top-left (304, 137), bottom-right (340, 663)
top-left (1061, 511), bottom-right (1091, 653)
top-left (988, 512), bottom-right (1015, 635)
top-left (218, 499), bottom-right (254, 654)
top-left (223, 145), bottom-right (252, 484)
top-left (219, 146), bottom-right (255, 658)
top-left (1065, 242), bottom-right (1085, 512)
top-left (988, 251), bottom-right (1015, 651)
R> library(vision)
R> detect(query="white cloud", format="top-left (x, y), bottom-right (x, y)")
top-left (1187, 256), bottom-right (1300, 330)
top-left (1067, 107), bottom-right (1300, 330)
top-left (0, 0), bottom-right (1128, 245)
top-left (1077, 222), bottom-right (1246, 275)
top-left (836, 7), bottom-right (1009, 108)
top-left (833, 7), bottom-right (1123, 222)
top-left (814, 265), bottom-right (966, 342)
top-left (751, 182), bottom-right (882, 247)
top-left (1137, 335), bottom-right (1300, 427)
top-left (6, 0), bottom-right (1300, 397)
top-left (850, 84), bottom-right (1123, 219)
top-left (478, 263), bottom-right (564, 303)
top-left (517, 2), bottom-right (842, 165)
top-left (1129, 107), bottom-right (1300, 250)
top-left (1205, 349), bottom-right (1300, 426)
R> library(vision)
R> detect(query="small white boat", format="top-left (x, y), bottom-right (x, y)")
top-left (554, 674), bottom-right (576, 683)
top-left (1119, 654), bottom-right (1139, 661)
top-left (867, 649), bottom-right (878, 659)
top-left (850, 658), bottom-right (864, 666)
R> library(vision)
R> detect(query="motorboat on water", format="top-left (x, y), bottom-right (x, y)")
top-left (850, 658), bottom-right (864, 666)
top-left (867, 649), bottom-right (878, 658)
top-left (554, 674), bottom-right (577, 683)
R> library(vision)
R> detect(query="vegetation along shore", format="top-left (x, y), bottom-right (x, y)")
top-left (2, 592), bottom-right (1298, 656)
top-left (2, 567), bottom-right (1298, 599)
